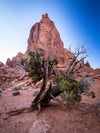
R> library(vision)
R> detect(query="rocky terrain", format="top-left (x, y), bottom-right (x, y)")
top-left (0, 78), bottom-right (100, 133)
top-left (0, 14), bottom-right (100, 133)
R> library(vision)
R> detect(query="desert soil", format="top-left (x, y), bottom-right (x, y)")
top-left (0, 79), bottom-right (100, 133)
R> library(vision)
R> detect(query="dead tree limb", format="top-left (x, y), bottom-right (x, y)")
top-left (66, 46), bottom-right (88, 79)
top-left (5, 107), bottom-right (33, 117)
top-left (50, 93), bottom-right (66, 107)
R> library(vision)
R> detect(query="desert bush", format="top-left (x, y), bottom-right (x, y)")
top-left (53, 74), bottom-right (95, 104)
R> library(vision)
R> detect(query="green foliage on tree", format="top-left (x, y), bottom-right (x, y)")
top-left (53, 74), bottom-right (66, 88)
top-left (53, 74), bottom-right (95, 104)
top-left (28, 49), bottom-right (44, 83)
top-left (48, 57), bottom-right (58, 66)
top-left (20, 58), bottom-right (27, 66)
top-left (28, 49), bottom-right (58, 83)
top-left (90, 91), bottom-right (96, 98)
top-left (21, 48), bottom-right (58, 83)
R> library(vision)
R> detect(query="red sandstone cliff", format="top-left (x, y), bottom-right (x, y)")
top-left (24, 13), bottom-right (72, 65)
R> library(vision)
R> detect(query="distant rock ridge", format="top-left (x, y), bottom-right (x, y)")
top-left (6, 52), bottom-right (23, 68)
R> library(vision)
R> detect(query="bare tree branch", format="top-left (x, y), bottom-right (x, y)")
top-left (66, 45), bottom-right (88, 79)
top-left (49, 93), bottom-right (66, 107)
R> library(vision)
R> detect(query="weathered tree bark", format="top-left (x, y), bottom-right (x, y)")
top-left (30, 59), bottom-right (61, 114)
top-left (31, 60), bottom-right (49, 108)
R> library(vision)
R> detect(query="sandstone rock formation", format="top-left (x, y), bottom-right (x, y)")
top-left (0, 61), bottom-right (4, 67)
top-left (0, 13), bottom-right (99, 87)
top-left (0, 52), bottom-right (25, 86)
top-left (6, 52), bottom-right (23, 68)
top-left (24, 13), bottom-right (72, 65)
top-left (94, 68), bottom-right (100, 75)
top-left (0, 58), bottom-right (26, 87)
top-left (85, 61), bottom-right (91, 67)
top-left (0, 65), bottom-right (26, 87)
top-left (0, 65), bottom-right (16, 86)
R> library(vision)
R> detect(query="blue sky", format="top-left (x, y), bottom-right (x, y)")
top-left (0, 0), bottom-right (100, 68)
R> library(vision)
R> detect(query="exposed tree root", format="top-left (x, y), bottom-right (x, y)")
top-left (50, 93), bottom-right (67, 107)
top-left (35, 103), bottom-right (41, 118)
top-left (5, 107), bottom-right (34, 117)
top-left (5, 85), bottom-right (62, 118)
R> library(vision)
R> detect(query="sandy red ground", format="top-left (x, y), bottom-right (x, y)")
top-left (0, 79), bottom-right (100, 133)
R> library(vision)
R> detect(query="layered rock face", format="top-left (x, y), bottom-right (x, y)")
top-left (24, 13), bottom-right (71, 65)
top-left (94, 68), bottom-right (100, 75)
top-left (0, 62), bottom-right (25, 87)
top-left (6, 52), bottom-right (23, 68)
top-left (0, 63), bottom-right (15, 86)
top-left (0, 52), bottom-right (25, 87)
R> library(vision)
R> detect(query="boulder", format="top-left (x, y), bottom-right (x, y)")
top-left (29, 118), bottom-right (50, 133)
top-left (33, 90), bottom-right (39, 97)
top-left (19, 73), bottom-right (28, 80)
top-left (13, 65), bottom-right (25, 75)
top-left (8, 88), bottom-right (13, 91)
top-left (13, 86), bottom-right (21, 91)
top-left (13, 86), bottom-right (27, 91)
top-left (2, 86), bottom-right (6, 91)
top-left (13, 91), bottom-right (20, 96)
top-left (20, 86), bottom-right (27, 90)
top-left (35, 79), bottom-right (43, 88)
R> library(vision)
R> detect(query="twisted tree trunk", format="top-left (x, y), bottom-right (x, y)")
top-left (31, 60), bottom-right (61, 114)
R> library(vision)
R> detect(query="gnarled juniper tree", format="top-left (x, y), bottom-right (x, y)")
top-left (6, 46), bottom-right (95, 117)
